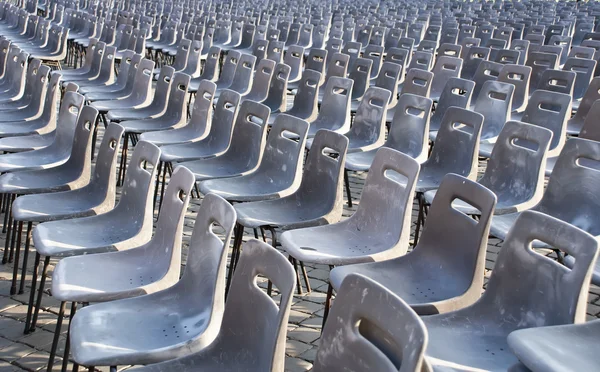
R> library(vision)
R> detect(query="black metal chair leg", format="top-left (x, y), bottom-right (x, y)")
top-left (344, 169), bottom-right (352, 208)
top-left (29, 256), bottom-right (51, 332)
top-left (19, 222), bottom-right (33, 294)
top-left (10, 221), bottom-right (23, 295)
top-left (322, 283), bottom-right (334, 329)
top-left (61, 301), bottom-right (77, 372)
top-left (47, 301), bottom-right (66, 372)
top-left (24, 252), bottom-right (41, 333)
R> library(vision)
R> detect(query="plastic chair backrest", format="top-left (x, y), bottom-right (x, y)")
top-left (430, 77), bottom-right (474, 132)
top-left (473, 80), bottom-right (514, 141)
top-left (388, 93), bottom-right (432, 163)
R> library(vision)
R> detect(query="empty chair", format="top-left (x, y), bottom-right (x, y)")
top-left (419, 210), bottom-right (598, 370)
top-left (68, 191), bottom-right (235, 367)
top-left (233, 130), bottom-right (348, 292)
top-left (579, 100), bottom-right (600, 141)
top-left (438, 43), bottom-right (462, 58)
top-left (461, 46), bottom-right (490, 80)
top-left (567, 77), bottom-right (600, 134)
top-left (308, 77), bottom-right (352, 137)
top-left (283, 148), bottom-right (419, 270)
top-left (158, 89), bottom-right (240, 164)
top-left (429, 78), bottom-right (475, 141)
top-left (270, 69), bottom-right (320, 124)
top-left (563, 57), bottom-right (596, 104)
top-left (471, 60), bottom-right (503, 103)
top-left (199, 115), bottom-right (308, 203)
top-left (400, 68), bottom-right (433, 100)
top-left (179, 100), bottom-right (270, 181)
top-left (536, 69), bottom-right (576, 98)
top-left (127, 239), bottom-right (295, 372)
top-left (526, 51), bottom-right (559, 90)
top-left (347, 94), bottom-right (432, 172)
top-left (107, 66), bottom-right (175, 123)
top-left (407, 51), bottom-right (433, 71)
top-left (188, 46), bottom-right (221, 92)
top-left (24, 141), bottom-right (161, 332)
top-left (242, 58), bottom-right (275, 103)
top-left (47, 166), bottom-right (195, 370)
top-left (488, 136), bottom-right (600, 254)
top-left (473, 81), bottom-right (514, 147)
top-left (429, 56), bottom-right (463, 101)
top-left (262, 63), bottom-right (291, 115)
top-left (498, 64), bottom-right (531, 113)
top-left (508, 319), bottom-right (600, 372)
top-left (313, 274), bottom-right (431, 372)
top-left (494, 48), bottom-right (521, 65)
top-left (426, 121), bottom-right (552, 214)
top-left (334, 87), bottom-right (390, 153)
top-left (330, 174), bottom-right (495, 318)
top-left (346, 57), bottom-right (372, 104)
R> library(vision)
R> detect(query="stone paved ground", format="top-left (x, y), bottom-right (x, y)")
top-left (0, 132), bottom-right (598, 372)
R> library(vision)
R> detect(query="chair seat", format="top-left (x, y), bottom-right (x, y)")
top-left (199, 173), bottom-right (296, 203)
top-left (33, 212), bottom-right (150, 257)
top-left (235, 198), bottom-right (332, 229)
top-left (0, 118), bottom-right (52, 137)
top-left (139, 126), bottom-right (205, 147)
top-left (423, 312), bottom-right (521, 371)
top-left (415, 169), bottom-right (448, 193)
top-left (282, 222), bottom-right (402, 266)
top-left (0, 149), bottom-right (68, 173)
top-left (52, 246), bottom-right (175, 303)
top-left (0, 167), bottom-right (84, 194)
top-left (107, 108), bottom-right (161, 122)
top-left (12, 187), bottom-right (110, 222)
top-left (179, 156), bottom-right (255, 181)
top-left (330, 254), bottom-right (476, 314)
top-left (159, 141), bottom-right (224, 163)
top-left (0, 132), bottom-right (54, 152)
top-left (70, 287), bottom-right (219, 366)
top-left (508, 320), bottom-right (600, 372)
top-left (120, 118), bottom-right (182, 134)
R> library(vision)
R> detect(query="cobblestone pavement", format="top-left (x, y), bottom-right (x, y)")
top-left (0, 138), bottom-right (598, 372)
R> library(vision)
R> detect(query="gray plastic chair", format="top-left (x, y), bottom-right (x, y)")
top-left (314, 274), bottom-right (431, 372)
top-left (331, 173), bottom-right (496, 317)
top-left (489, 137), bottom-right (600, 252)
top-left (62, 175), bottom-right (231, 370)
top-left (179, 100), bottom-right (270, 181)
top-left (0, 58), bottom-right (44, 110)
top-left (429, 77), bottom-right (475, 141)
top-left (347, 94), bottom-right (432, 171)
top-left (407, 51), bottom-right (433, 71)
top-left (579, 100), bottom-right (600, 141)
top-left (473, 80), bottom-right (514, 146)
top-left (262, 63), bottom-right (290, 115)
top-left (498, 64), bottom-right (532, 113)
top-left (24, 140), bottom-right (161, 332)
top-left (526, 51), bottom-right (559, 90)
top-left (461, 46), bottom-right (490, 80)
top-left (47, 165), bottom-right (195, 370)
top-left (536, 69), bottom-right (576, 100)
top-left (400, 68), bottom-right (433, 98)
top-left (79, 50), bottom-right (134, 96)
top-left (346, 57), bottom-right (372, 103)
top-left (427, 121), bottom-right (552, 215)
top-left (129, 239), bottom-right (295, 372)
top-left (494, 48), bottom-right (521, 65)
top-left (242, 58), bottom-right (275, 103)
top-left (469, 60), bottom-right (502, 103)
top-left (429, 56), bottom-right (463, 101)
top-left (12, 123), bottom-right (124, 223)
top-left (215, 53), bottom-right (255, 99)
top-left (119, 72), bottom-right (190, 134)
top-left (283, 147), bottom-right (419, 267)
top-left (234, 129), bottom-right (348, 230)
top-left (0, 87), bottom-right (81, 152)
top-left (563, 57), bottom-right (596, 103)
top-left (107, 66), bottom-right (174, 123)
top-left (334, 87), bottom-right (390, 153)
top-left (308, 76), bottom-right (352, 137)
top-left (567, 77), bottom-right (600, 134)
top-left (140, 80), bottom-right (216, 146)
top-left (270, 69), bottom-right (320, 125)
top-left (199, 114), bottom-right (308, 202)
top-left (188, 46), bottom-right (221, 92)
top-left (0, 105), bottom-right (97, 195)
top-left (508, 319), bottom-right (600, 372)
top-left (158, 89), bottom-right (240, 164)
top-left (421, 210), bottom-right (597, 371)
top-left (419, 107), bottom-right (484, 193)
top-left (438, 43), bottom-right (462, 59)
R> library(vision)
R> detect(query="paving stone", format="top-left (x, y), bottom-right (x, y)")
top-left (0, 343), bottom-right (35, 363)
top-left (284, 357), bottom-right (312, 372)
top-left (286, 339), bottom-right (312, 358)
top-left (13, 351), bottom-right (54, 372)
top-left (288, 327), bottom-right (320, 344)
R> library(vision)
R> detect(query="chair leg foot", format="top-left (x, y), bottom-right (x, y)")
top-left (322, 283), bottom-right (333, 330)
top-left (47, 301), bottom-right (66, 372)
